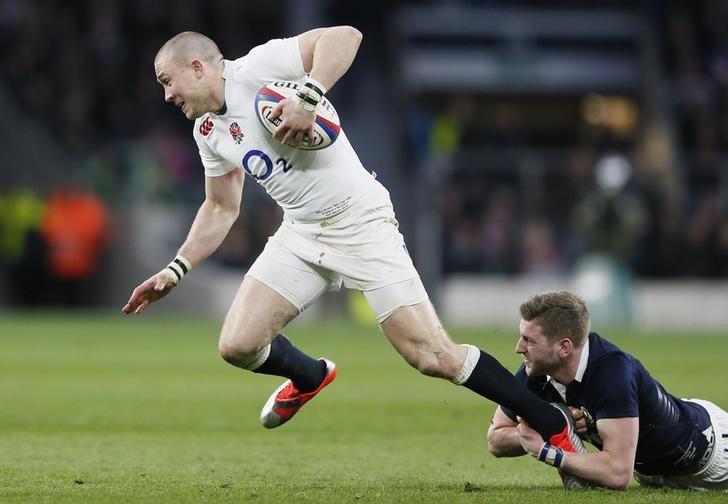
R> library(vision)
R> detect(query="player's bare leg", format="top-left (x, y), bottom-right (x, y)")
top-left (380, 301), bottom-right (583, 454)
top-left (218, 276), bottom-right (299, 366)
top-left (379, 301), bottom-right (466, 379)
top-left (219, 276), bottom-right (335, 428)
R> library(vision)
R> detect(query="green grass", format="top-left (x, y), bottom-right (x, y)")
top-left (0, 312), bottom-right (726, 502)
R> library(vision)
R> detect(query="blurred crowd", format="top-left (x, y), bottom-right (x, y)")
top-left (408, 1), bottom-right (728, 278)
top-left (0, 185), bottom-right (110, 305)
top-left (1, 1), bottom-right (727, 310)
top-left (0, 0), bottom-right (291, 280)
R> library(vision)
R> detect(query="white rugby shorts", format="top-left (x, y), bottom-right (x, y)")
top-left (245, 189), bottom-right (428, 322)
top-left (634, 399), bottom-right (728, 491)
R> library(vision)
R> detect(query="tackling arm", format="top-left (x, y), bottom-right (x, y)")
top-left (487, 406), bottom-right (528, 457)
top-left (516, 416), bottom-right (639, 490)
top-left (558, 417), bottom-right (638, 490)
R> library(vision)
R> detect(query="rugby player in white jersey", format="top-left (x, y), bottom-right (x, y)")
top-left (122, 28), bottom-right (586, 470)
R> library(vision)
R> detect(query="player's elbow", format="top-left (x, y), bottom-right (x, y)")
top-left (210, 200), bottom-right (239, 223)
top-left (487, 439), bottom-right (507, 458)
top-left (486, 429), bottom-right (511, 458)
top-left (605, 478), bottom-right (630, 491)
top-left (614, 471), bottom-right (632, 491)
top-left (603, 468), bottom-right (632, 490)
top-left (338, 25), bottom-right (362, 46)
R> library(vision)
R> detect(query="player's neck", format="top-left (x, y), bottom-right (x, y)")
top-left (210, 79), bottom-right (226, 114)
top-left (550, 350), bottom-right (581, 385)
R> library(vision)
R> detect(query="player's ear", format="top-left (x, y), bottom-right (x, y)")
top-left (558, 338), bottom-right (573, 358)
top-left (191, 59), bottom-right (204, 78)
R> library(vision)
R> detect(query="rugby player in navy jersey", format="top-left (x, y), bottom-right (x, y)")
top-left (487, 290), bottom-right (728, 491)
top-left (122, 28), bottom-right (586, 463)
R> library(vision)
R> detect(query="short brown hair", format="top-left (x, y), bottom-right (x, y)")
top-left (156, 31), bottom-right (222, 66)
top-left (519, 291), bottom-right (590, 346)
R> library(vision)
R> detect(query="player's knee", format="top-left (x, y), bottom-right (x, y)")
top-left (218, 337), bottom-right (261, 368)
top-left (405, 351), bottom-right (458, 379)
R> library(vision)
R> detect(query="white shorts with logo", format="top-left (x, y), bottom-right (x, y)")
top-left (246, 187), bottom-right (429, 322)
top-left (634, 399), bottom-right (728, 491)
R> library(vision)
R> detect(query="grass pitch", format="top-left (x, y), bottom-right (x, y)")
top-left (1, 312), bottom-right (726, 503)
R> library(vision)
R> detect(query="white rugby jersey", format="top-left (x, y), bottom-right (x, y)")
top-left (193, 36), bottom-right (382, 222)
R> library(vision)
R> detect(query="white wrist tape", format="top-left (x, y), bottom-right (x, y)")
top-left (305, 76), bottom-right (327, 96)
top-left (165, 255), bottom-right (192, 284)
top-left (295, 76), bottom-right (327, 113)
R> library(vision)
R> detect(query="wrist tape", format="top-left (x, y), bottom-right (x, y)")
top-left (295, 77), bottom-right (327, 112)
top-left (538, 443), bottom-right (564, 468)
top-left (165, 255), bottom-right (192, 284)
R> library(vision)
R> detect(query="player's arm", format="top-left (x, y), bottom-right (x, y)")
top-left (122, 168), bottom-right (244, 314)
top-left (297, 26), bottom-right (363, 91)
top-left (487, 406), bottom-right (528, 457)
top-left (559, 417), bottom-right (638, 490)
top-left (177, 168), bottom-right (244, 265)
top-left (270, 26), bottom-right (362, 146)
top-left (517, 416), bottom-right (639, 490)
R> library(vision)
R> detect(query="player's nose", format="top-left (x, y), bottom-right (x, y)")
top-left (515, 338), bottom-right (526, 354)
top-left (164, 89), bottom-right (175, 102)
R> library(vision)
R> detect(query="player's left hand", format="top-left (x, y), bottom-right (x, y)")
top-left (515, 417), bottom-right (545, 458)
top-left (268, 98), bottom-right (315, 148)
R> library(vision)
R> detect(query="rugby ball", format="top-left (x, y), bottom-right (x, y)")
top-left (254, 81), bottom-right (341, 150)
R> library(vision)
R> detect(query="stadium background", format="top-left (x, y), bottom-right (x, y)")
top-left (1, 0), bottom-right (727, 327)
top-left (1, 0), bottom-right (726, 328)
top-left (1, 1), bottom-right (728, 501)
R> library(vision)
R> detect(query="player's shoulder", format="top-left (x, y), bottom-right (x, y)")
top-left (192, 114), bottom-right (216, 144)
top-left (247, 37), bottom-right (299, 58)
top-left (586, 333), bottom-right (631, 366)
top-left (222, 54), bottom-right (251, 81)
top-left (225, 37), bottom-right (297, 77)
top-left (585, 335), bottom-right (636, 383)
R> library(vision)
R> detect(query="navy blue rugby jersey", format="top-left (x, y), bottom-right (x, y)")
top-left (501, 332), bottom-right (713, 476)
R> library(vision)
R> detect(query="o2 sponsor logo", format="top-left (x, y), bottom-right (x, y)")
top-left (242, 149), bottom-right (293, 181)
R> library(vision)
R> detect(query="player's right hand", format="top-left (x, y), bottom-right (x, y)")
top-left (121, 269), bottom-right (177, 315)
top-left (268, 97), bottom-right (315, 148)
top-left (568, 406), bottom-right (588, 435)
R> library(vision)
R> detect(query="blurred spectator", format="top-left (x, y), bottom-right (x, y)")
top-left (0, 187), bottom-right (46, 305)
top-left (573, 154), bottom-right (647, 265)
top-left (479, 186), bottom-right (517, 274)
top-left (39, 186), bottom-right (111, 305)
top-left (681, 195), bottom-right (723, 277)
top-left (518, 217), bottom-right (565, 277)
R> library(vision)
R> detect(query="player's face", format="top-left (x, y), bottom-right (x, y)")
top-left (155, 56), bottom-right (210, 120)
top-left (516, 319), bottom-right (562, 376)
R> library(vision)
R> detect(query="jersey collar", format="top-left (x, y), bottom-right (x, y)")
top-left (546, 335), bottom-right (590, 391)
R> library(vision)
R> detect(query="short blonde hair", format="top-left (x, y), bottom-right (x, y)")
top-left (155, 31), bottom-right (222, 66)
top-left (519, 291), bottom-right (590, 346)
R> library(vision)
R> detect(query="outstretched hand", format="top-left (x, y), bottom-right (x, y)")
top-left (121, 269), bottom-right (177, 315)
top-left (268, 97), bottom-right (315, 148)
